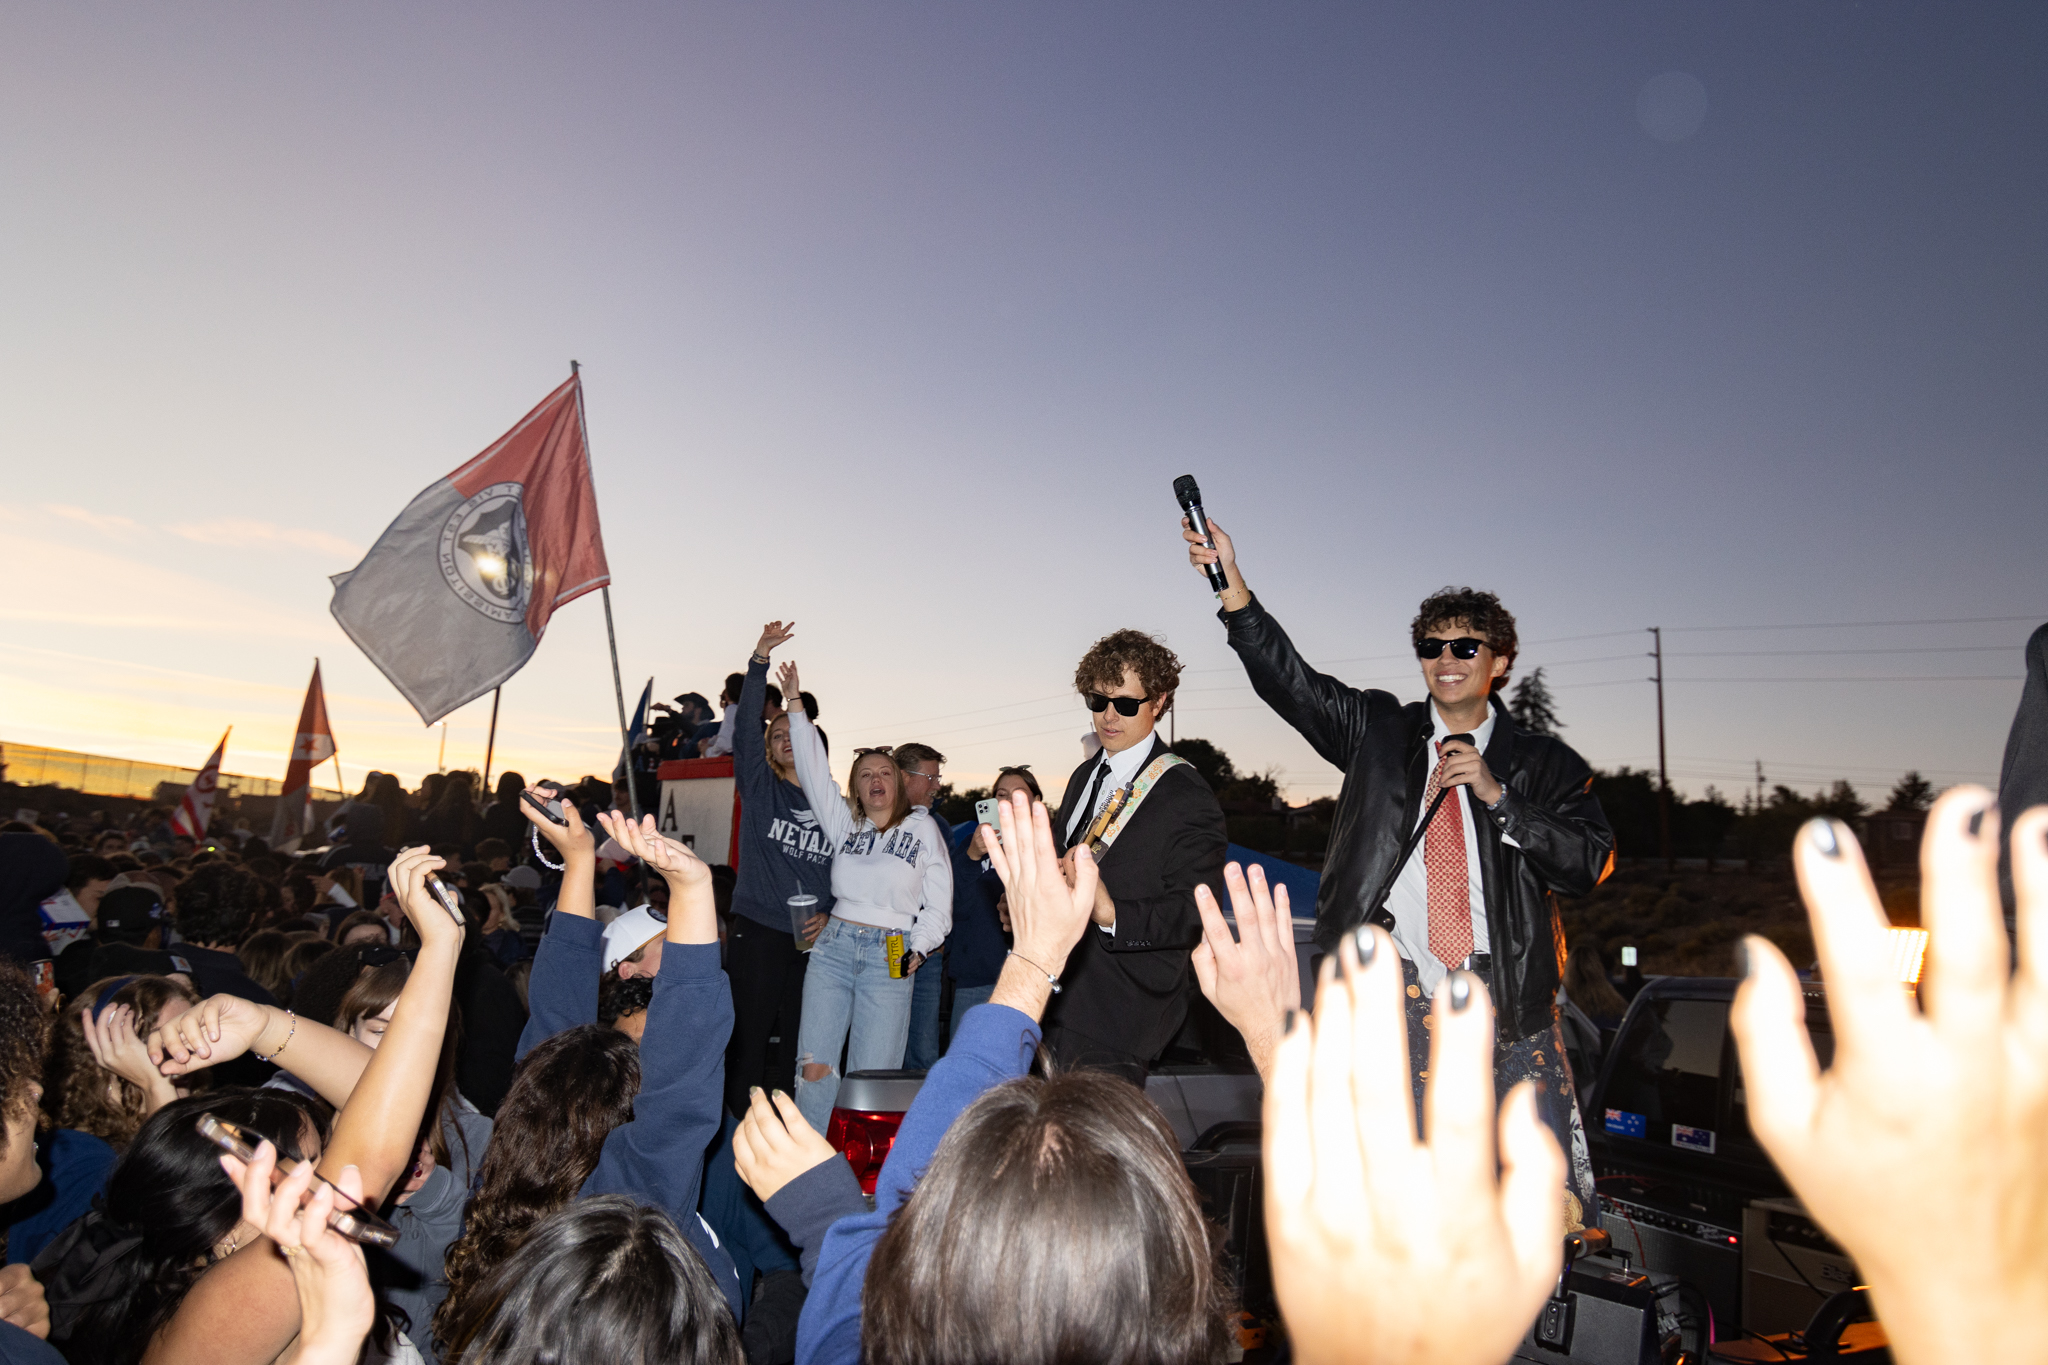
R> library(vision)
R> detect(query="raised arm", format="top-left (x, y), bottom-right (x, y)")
top-left (146, 847), bottom-right (460, 1365)
top-left (779, 661), bottom-right (853, 848)
top-left (151, 995), bottom-right (374, 1107)
top-left (734, 622), bottom-right (794, 799)
top-left (582, 813), bottom-right (743, 1316)
top-left (1188, 517), bottom-right (1387, 767)
top-left (515, 787), bottom-right (602, 1059)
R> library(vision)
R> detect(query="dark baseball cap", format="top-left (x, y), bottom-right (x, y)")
top-left (98, 885), bottom-right (166, 940)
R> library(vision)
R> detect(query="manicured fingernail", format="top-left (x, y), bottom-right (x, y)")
top-left (1967, 804), bottom-right (1989, 839)
top-left (1282, 1008), bottom-right (1299, 1035)
top-left (1449, 972), bottom-right (1472, 1013)
top-left (749, 1086), bottom-right (762, 1097)
top-left (1734, 939), bottom-right (1752, 979)
top-left (1807, 819), bottom-right (1840, 858)
top-left (1353, 925), bottom-right (1377, 968)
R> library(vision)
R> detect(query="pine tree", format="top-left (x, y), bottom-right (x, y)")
top-left (1886, 770), bottom-right (1936, 813)
top-left (1507, 667), bottom-right (1563, 736)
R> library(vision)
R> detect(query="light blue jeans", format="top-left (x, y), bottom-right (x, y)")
top-left (793, 919), bottom-right (915, 1132)
top-left (902, 946), bottom-right (946, 1071)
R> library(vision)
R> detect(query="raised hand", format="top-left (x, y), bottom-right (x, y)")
top-left (1191, 863), bottom-right (1302, 1080)
top-left (1730, 790), bottom-right (2048, 1365)
top-left (775, 660), bottom-right (802, 706)
top-left (149, 994), bottom-right (276, 1075)
top-left (385, 846), bottom-right (460, 953)
top-left (519, 783), bottom-right (596, 862)
top-left (1266, 930), bottom-right (1564, 1365)
top-left (81, 1004), bottom-right (178, 1111)
top-left (595, 810), bottom-right (710, 891)
top-left (981, 789), bottom-right (1096, 1017)
top-left (222, 1141), bottom-right (375, 1365)
top-left (755, 620), bottom-right (796, 657)
top-left (1182, 513), bottom-right (1239, 579)
top-left (731, 1086), bottom-right (842, 1202)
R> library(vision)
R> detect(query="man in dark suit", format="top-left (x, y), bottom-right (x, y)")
top-left (1043, 628), bottom-right (1227, 1081)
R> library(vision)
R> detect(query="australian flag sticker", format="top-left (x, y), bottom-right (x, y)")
top-left (1604, 1109), bottom-right (1647, 1139)
top-left (1672, 1124), bottom-right (1717, 1155)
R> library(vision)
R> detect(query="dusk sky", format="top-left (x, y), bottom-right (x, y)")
top-left (4, 4), bottom-right (2043, 819)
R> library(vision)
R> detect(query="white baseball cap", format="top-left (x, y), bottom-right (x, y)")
top-left (601, 903), bottom-right (668, 972)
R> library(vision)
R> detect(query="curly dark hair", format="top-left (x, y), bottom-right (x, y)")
top-left (170, 862), bottom-right (262, 947)
top-left (434, 1024), bottom-right (642, 1349)
top-left (0, 960), bottom-right (44, 1166)
top-left (1073, 630), bottom-right (1183, 713)
top-left (1411, 587), bottom-right (1519, 687)
top-left (50, 975), bottom-right (204, 1152)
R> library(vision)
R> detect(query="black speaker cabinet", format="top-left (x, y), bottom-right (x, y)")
top-left (1598, 1192), bottom-right (1744, 1335)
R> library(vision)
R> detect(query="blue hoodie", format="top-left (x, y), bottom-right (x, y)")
top-left (731, 657), bottom-right (837, 932)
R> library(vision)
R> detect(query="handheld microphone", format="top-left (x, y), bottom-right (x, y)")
top-left (1173, 475), bottom-right (1229, 593)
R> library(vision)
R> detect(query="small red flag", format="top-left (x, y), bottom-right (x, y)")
top-left (271, 663), bottom-right (337, 847)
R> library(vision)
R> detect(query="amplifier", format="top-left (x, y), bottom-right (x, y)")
top-left (1597, 1193), bottom-right (1743, 1335)
top-left (1742, 1197), bottom-right (1860, 1335)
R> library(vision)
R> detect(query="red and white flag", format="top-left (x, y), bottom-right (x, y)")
top-left (329, 373), bottom-right (611, 724)
top-left (170, 728), bottom-right (230, 842)
top-left (270, 663), bottom-right (337, 847)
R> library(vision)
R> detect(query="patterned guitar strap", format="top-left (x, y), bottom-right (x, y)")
top-left (1080, 753), bottom-right (1189, 856)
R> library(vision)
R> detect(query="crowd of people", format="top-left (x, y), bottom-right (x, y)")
top-left (0, 588), bottom-right (2043, 1365)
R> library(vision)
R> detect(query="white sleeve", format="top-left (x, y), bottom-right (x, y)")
top-left (909, 817), bottom-right (953, 957)
top-left (787, 709), bottom-right (853, 848)
top-left (705, 702), bottom-right (738, 757)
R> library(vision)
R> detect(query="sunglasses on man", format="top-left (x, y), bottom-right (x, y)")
top-left (1414, 636), bottom-right (1488, 661)
top-left (1084, 693), bottom-right (1150, 717)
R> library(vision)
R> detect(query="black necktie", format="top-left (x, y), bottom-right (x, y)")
top-left (1073, 758), bottom-right (1114, 844)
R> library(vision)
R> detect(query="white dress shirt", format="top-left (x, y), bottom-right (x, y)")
top-left (1385, 705), bottom-right (1503, 999)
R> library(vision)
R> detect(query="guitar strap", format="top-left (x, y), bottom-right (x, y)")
top-left (1079, 752), bottom-right (1189, 857)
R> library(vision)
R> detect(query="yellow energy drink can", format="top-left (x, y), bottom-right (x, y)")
top-left (886, 931), bottom-right (906, 978)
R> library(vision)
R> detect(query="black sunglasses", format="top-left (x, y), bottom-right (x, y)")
top-left (1415, 636), bottom-right (1486, 661)
top-left (1084, 692), bottom-right (1149, 717)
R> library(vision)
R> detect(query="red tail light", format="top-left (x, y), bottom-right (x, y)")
top-left (825, 1108), bottom-right (905, 1195)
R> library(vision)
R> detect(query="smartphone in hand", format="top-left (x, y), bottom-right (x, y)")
top-left (521, 789), bottom-right (569, 826)
top-left (198, 1114), bottom-right (400, 1247)
top-left (424, 874), bottom-right (465, 924)
top-left (975, 798), bottom-right (999, 829)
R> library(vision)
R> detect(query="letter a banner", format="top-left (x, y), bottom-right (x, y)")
top-left (330, 374), bottom-right (611, 724)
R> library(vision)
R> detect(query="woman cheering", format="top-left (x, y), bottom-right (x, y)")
top-left (777, 660), bottom-right (951, 1130)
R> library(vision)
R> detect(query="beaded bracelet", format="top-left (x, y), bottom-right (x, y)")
top-left (254, 1010), bottom-right (297, 1062)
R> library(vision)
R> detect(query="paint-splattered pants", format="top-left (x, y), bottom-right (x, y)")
top-left (1398, 955), bottom-right (1596, 1223)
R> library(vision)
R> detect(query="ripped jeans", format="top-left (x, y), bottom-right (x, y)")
top-left (792, 918), bottom-right (916, 1132)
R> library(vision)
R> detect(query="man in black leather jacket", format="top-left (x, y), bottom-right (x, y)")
top-left (1186, 517), bottom-right (1614, 1221)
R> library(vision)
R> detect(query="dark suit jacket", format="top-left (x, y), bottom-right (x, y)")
top-left (1043, 737), bottom-right (1227, 1064)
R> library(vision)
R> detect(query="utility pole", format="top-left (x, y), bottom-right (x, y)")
top-left (1755, 759), bottom-right (1765, 814)
top-left (1649, 627), bottom-right (1672, 869)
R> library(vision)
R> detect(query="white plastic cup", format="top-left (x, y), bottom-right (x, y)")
top-left (788, 894), bottom-right (820, 953)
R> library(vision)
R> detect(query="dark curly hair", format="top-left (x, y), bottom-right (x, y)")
top-left (1073, 630), bottom-right (1183, 714)
top-left (170, 862), bottom-right (262, 947)
top-left (1411, 587), bottom-right (1519, 688)
top-left (434, 1024), bottom-right (642, 1349)
top-left (0, 960), bottom-right (44, 1166)
top-left (49, 975), bottom-right (204, 1152)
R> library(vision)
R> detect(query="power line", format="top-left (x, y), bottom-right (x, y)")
top-left (1667, 613), bottom-right (2044, 633)
top-left (1672, 645), bottom-right (2018, 658)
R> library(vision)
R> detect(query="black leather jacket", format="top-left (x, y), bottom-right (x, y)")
top-left (1222, 595), bottom-right (1616, 1043)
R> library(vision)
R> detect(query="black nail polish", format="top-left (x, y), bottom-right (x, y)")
top-left (1734, 939), bottom-right (1752, 979)
top-left (1354, 926), bottom-right (1377, 968)
top-left (1967, 806), bottom-right (1988, 839)
top-left (1449, 973), bottom-right (1472, 1013)
top-left (1808, 819), bottom-right (1840, 858)
top-left (1283, 1008), bottom-right (1299, 1035)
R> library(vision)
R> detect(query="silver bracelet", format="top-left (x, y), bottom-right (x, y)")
top-left (530, 825), bottom-right (565, 871)
top-left (254, 1010), bottom-right (296, 1062)
top-left (1006, 950), bottom-right (1062, 994)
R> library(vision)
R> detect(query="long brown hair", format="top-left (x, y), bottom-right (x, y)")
top-left (860, 1070), bottom-right (1233, 1365)
top-left (433, 1025), bottom-right (642, 1349)
top-left (49, 975), bottom-right (202, 1152)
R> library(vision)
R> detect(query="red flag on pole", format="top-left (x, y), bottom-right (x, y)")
top-left (270, 663), bottom-right (336, 848)
top-left (329, 374), bottom-right (612, 724)
top-left (170, 728), bottom-right (230, 842)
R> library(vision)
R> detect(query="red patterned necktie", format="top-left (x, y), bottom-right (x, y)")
top-left (1420, 741), bottom-right (1473, 968)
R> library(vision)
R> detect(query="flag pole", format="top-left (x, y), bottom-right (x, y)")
top-left (572, 359), bottom-right (642, 822)
top-left (482, 686), bottom-right (502, 795)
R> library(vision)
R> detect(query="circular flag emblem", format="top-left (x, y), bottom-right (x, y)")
top-left (439, 482), bottom-right (532, 624)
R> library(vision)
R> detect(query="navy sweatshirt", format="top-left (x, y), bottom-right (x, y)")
top-left (732, 658), bottom-right (837, 932)
top-left (792, 1002), bottom-right (1040, 1365)
top-left (513, 912), bottom-right (745, 1320)
top-left (944, 823), bottom-right (1008, 989)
